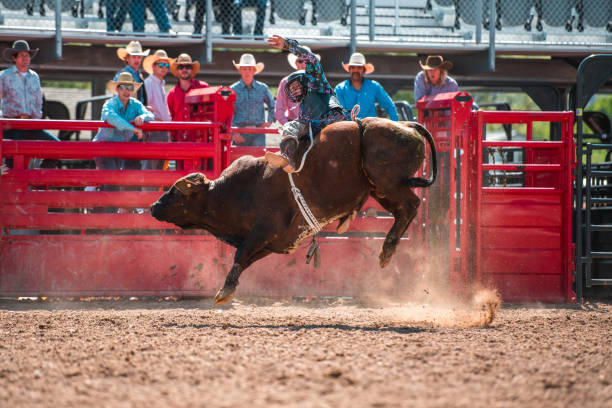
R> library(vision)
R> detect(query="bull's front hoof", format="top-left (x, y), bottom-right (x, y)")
top-left (379, 251), bottom-right (392, 268)
top-left (214, 285), bottom-right (237, 305)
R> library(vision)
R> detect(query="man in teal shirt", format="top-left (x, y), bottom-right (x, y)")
top-left (334, 52), bottom-right (398, 121)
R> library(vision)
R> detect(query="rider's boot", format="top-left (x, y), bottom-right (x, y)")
top-left (265, 136), bottom-right (298, 173)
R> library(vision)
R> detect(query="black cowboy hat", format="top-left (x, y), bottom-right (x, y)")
top-left (3, 40), bottom-right (39, 62)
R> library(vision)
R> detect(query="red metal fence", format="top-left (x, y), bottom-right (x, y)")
top-left (0, 119), bottom-right (415, 298)
top-left (1, 100), bottom-right (577, 301)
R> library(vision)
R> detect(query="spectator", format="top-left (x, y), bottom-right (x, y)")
top-left (115, 41), bottom-right (150, 105)
top-left (167, 53), bottom-right (209, 141)
top-left (195, 0), bottom-right (236, 35)
top-left (130, 0), bottom-right (175, 33)
top-left (230, 53), bottom-right (275, 146)
top-left (414, 55), bottom-right (458, 102)
top-left (233, 0), bottom-right (268, 36)
top-left (143, 49), bottom-right (174, 170)
top-left (93, 72), bottom-right (154, 199)
top-left (275, 46), bottom-right (318, 125)
top-left (334, 52), bottom-right (398, 121)
top-left (106, 0), bottom-right (130, 32)
top-left (0, 40), bottom-right (59, 143)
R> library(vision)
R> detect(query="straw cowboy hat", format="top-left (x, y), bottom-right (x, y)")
top-left (3, 40), bottom-right (39, 62)
top-left (106, 71), bottom-right (142, 95)
top-left (287, 46), bottom-right (320, 70)
top-left (419, 55), bottom-right (453, 71)
top-left (342, 52), bottom-right (374, 75)
top-left (232, 53), bottom-right (264, 74)
top-left (170, 53), bottom-right (200, 77)
top-left (143, 49), bottom-right (175, 75)
top-left (116, 41), bottom-right (150, 61)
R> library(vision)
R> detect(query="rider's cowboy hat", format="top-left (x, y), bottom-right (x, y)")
top-left (342, 52), bottom-right (374, 75)
top-left (419, 55), bottom-right (453, 71)
top-left (287, 45), bottom-right (320, 70)
top-left (170, 53), bottom-right (200, 77)
top-left (117, 41), bottom-right (150, 61)
top-left (3, 40), bottom-right (38, 62)
top-left (106, 71), bottom-right (142, 95)
top-left (232, 53), bottom-right (264, 74)
top-left (143, 49), bottom-right (175, 75)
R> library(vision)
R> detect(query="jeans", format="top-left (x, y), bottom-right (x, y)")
top-left (234, 133), bottom-right (265, 146)
top-left (131, 0), bottom-right (172, 32)
top-left (233, 0), bottom-right (267, 35)
top-left (3, 129), bottom-right (60, 142)
top-left (106, 0), bottom-right (131, 31)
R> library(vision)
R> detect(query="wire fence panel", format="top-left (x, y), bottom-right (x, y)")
top-left (0, 0), bottom-right (610, 46)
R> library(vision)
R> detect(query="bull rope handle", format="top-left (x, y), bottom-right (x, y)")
top-left (288, 123), bottom-right (321, 233)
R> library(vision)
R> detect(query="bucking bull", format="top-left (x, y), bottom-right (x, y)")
top-left (151, 117), bottom-right (437, 304)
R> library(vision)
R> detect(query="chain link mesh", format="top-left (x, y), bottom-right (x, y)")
top-left (0, 1), bottom-right (610, 44)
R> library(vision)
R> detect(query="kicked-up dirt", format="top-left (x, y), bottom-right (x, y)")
top-left (0, 293), bottom-right (611, 408)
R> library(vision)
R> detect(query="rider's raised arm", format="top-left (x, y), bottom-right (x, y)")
top-left (285, 38), bottom-right (331, 95)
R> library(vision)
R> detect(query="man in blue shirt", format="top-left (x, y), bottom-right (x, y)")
top-left (334, 53), bottom-right (398, 122)
top-left (230, 53), bottom-right (275, 146)
top-left (94, 72), bottom-right (154, 171)
top-left (115, 41), bottom-right (150, 105)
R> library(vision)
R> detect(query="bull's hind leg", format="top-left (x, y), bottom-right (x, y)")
top-left (372, 189), bottom-right (421, 268)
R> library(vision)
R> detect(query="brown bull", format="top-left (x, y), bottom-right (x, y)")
top-left (151, 117), bottom-right (437, 304)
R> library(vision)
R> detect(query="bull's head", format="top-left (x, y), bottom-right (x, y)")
top-left (150, 173), bottom-right (210, 229)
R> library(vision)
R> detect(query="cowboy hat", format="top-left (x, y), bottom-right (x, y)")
top-left (419, 55), bottom-right (453, 71)
top-left (117, 41), bottom-right (150, 61)
top-left (342, 53), bottom-right (374, 75)
top-left (143, 49), bottom-right (175, 75)
top-left (170, 53), bottom-right (200, 78)
top-left (287, 46), bottom-right (320, 70)
top-left (106, 71), bottom-right (142, 95)
top-left (232, 54), bottom-right (264, 74)
top-left (3, 40), bottom-right (39, 62)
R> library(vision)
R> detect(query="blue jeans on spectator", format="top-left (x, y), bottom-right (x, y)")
top-left (3, 129), bottom-right (60, 142)
top-left (106, 0), bottom-right (131, 32)
top-left (235, 133), bottom-right (265, 146)
top-left (131, 0), bottom-right (172, 32)
top-left (233, 0), bottom-right (267, 36)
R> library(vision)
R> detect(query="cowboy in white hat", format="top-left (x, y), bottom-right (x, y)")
top-left (230, 53), bottom-right (275, 147)
top-left (334, 52), bottom-right (398, 121)
top-left (167, 53), bottom-right (209, 141)
top-left (414, 55), bottom-right (458, 101)
top-left (0, 40), bottom-right (60, 144)
top-left (115, 41), bottom-right (150, 105)
top-left (264, 35), bottom-right (347, 173)
top-left (275, 46), bottom-right (321, 126)
top-left (143, 50), bottom-right (175, 171)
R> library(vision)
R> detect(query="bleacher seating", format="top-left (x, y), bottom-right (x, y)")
top-left (0, 0), bottom-right (610, 49)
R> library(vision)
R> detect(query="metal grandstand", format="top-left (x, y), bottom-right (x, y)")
top-left (1, 0), bottom-right (611, 58)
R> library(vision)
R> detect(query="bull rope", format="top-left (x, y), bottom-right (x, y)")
top-left (288, 123), bottom-right (321, 234)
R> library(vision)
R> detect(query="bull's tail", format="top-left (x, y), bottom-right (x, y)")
top-left (402, 122), bottom-right (437, 188)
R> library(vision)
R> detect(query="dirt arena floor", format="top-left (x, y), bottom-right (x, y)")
top-left (1, 293), bottom-right (611, 408)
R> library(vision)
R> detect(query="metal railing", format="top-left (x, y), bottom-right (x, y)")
top-left (1, 1), bottom-right (611, 63)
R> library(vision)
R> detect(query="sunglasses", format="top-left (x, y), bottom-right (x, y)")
top-left (156, 62), bottom-right (170, 68)
top-left (178, 65), bottom-right (193, 70)
top-left (117, 84), bottom-right (134, 91)
top-left (296, 59), bottom-right (305, 64)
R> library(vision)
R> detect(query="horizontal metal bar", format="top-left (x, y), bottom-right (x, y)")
top-left (589, 252), bottom-right (612, 258)
top-left (482, 164), bottom-right (562, 171)
top-left (588, 170), bottom-right (612, 176)
top-left (588, 225), bottom-right (612, 232)
top-left (482, 141), bottom-right (564, 148)
top-left (589, 279), bottom-right (612, 286)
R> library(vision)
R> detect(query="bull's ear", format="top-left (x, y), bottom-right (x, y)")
top-left (173, 172), bottom-right (208, 195)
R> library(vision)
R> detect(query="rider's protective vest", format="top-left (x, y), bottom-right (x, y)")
top-left (301, 91), bottom-right (343, 121)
